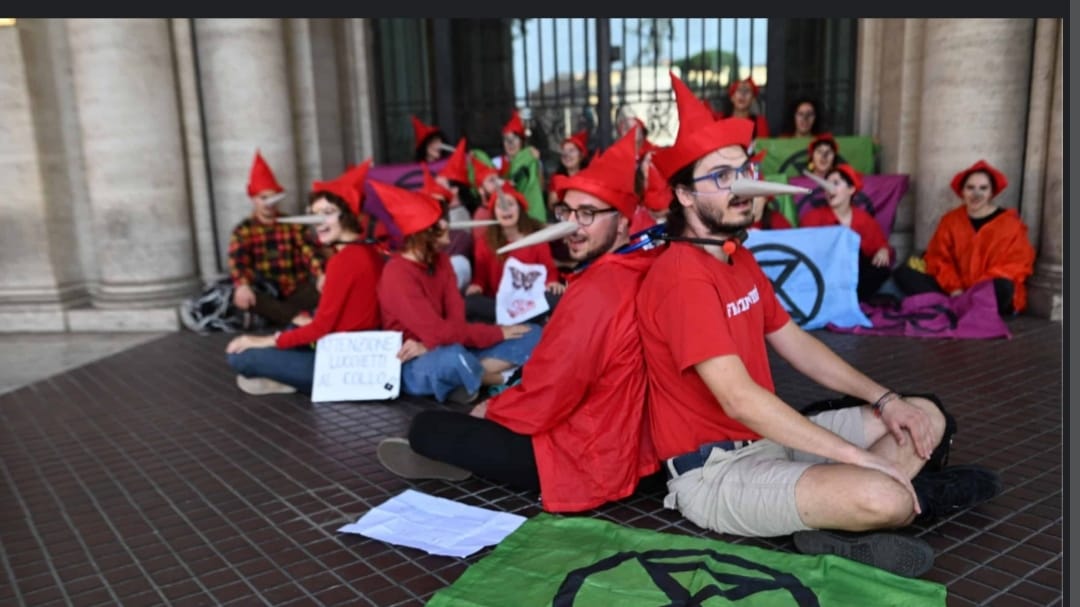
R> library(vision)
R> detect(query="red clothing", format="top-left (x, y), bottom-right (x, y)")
top-left (378, 252), bottom-right (504, 350)
top-left (925, 206), bottom-right (1035, 312)
top-left (486, 249), bottom-right (660, 512)
top-left (629, 205), bottom-right (658, 234)
top-left (275, 243), bottom-right (383, 349)
top-left (470, 233), bottom-right (559, 297)
top-left (750, 209), bottom-right (792, 231)
top-left (228, 214), bottom-right (324, 296)
top-left (637, 243), bottom-right (791, 461)
top-left (801, 206), bottom-right (893, 262)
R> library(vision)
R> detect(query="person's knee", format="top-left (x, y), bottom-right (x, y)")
top-left (408, 411), bottom-right (441, 455)
top-left (853, 477), bottom-right (917, 527)
top-left (227, 352), bottom-right (253, 375)
top-left (905, 395), bottom-right (947, 446)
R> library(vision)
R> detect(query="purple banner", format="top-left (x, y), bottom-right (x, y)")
top-left (827, 280), bottom-right (1011, 340)
top-left (362, 159), bottom-right (448, 249)
top-left (789, 174), bottom-right (910, 238)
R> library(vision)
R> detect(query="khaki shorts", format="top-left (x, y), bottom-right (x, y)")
top-left (664, 407), bottom-right (867, 537)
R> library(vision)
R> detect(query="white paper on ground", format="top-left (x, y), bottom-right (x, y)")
top-left (337, 489), bottom-right (527, 558)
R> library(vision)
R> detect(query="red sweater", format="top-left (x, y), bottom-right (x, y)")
top-left (275, 243), bottom-right (383, 349)
top-left (378, 252), bottom-right (504, 350)
top-left (801, 205), bottom-right (893, 262)
top-left (470, 233), bottom-right (559, 297)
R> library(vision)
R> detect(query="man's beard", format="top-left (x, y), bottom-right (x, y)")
top-left (695, 200), bottom-right (753, 236)
top-left (572, 221), bottom-right (620, 267)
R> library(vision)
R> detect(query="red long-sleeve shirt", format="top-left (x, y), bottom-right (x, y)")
top-left (378, 253), bottom-right (504, 350)
top-left (486, 249), bottom-right (660, 512)
top-left (470, 234), bottom-right (559, 297)
top-left (801, 205), bottom-right (893, 262)
top-left (274, 243), bottom-right (383, 349)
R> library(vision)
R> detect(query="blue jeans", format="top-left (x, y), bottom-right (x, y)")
top-left (227, 346), bottom-right (315, 394)
top-left (401, 323), bottom-right (543, 402)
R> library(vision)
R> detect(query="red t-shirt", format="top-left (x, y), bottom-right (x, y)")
top-left (470, 235), bottom-right (559, 298)
top-left (637, 242), bottom-right (791, 461)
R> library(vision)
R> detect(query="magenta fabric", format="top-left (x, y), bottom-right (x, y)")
top-left (827, 280), bottom-right (1011, 339)
top-left (363, 158), bottom-right (449, 249)
top-left (790, 174), bottom-right (910, 238)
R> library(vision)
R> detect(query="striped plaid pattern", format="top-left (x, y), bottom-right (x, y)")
top-left (228, 216), bottom-right (324, 297)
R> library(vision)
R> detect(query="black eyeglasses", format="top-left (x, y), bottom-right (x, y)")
top-left (551, 204), bottom-right (619, 226)
top-left (690, 161), bottom-right (759, 191)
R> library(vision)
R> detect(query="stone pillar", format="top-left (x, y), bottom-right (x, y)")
top-left (0, 23), bottom-right (72, 330)
top-left (286, 18), bottom-right (347, 190)
top-left (912, 19), bottom-right (1035, 250)
top-left (66, 19), bottom-right (198, 321)
top-left (193, 18), bottom-right (299, 261)
top-left (341, 19), bottom-right (379, 166)
top-left (1018, 18), bottom-right (1060, 252)
top-left (1026, 21), bottom-right (1063, 321)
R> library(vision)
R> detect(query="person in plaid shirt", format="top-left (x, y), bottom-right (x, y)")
top-left (229, 151), bottom-right (326, 328)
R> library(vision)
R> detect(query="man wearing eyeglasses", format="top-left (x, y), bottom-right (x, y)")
top-left (377, 128), bottom-right (661, 514)
top-left (635, 73), bottom-right (1000, 577)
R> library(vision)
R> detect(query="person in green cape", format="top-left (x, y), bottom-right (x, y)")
top-left (498, 109), bottom-right (548, 225)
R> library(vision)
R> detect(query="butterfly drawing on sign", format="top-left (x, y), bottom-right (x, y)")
top-left (510, 267), bottom-right (542, 291)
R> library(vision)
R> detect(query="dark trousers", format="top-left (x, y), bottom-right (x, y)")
top-left (857, 254), bottom-right (893, 302)
top-left (253, 281), bottom-right (320, 327)
top-left (892, 265), bottom-right (1014, 315)
top-left (408, 410), bottom-right (540, 492)
top-left (464, 292), bottom-right (563, 324)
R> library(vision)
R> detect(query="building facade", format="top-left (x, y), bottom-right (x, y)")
top-left (0, 18), bottom-right (1062, 331)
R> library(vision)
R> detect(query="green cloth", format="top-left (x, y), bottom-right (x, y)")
top-left (757, 136), bottom-right (878, 177)
top-left (763, 173), bottom-right (800, 226)
top-left (428, 514), bottom-right (946, 607)
top-left (507, 149), bottom-right (548, 224)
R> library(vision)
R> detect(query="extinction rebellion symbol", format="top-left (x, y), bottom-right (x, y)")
top-left (748, 243), bottom-right (825, 327)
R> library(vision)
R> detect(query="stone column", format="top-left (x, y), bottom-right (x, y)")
top-left (65, 19), bottom-right (198, 321)
top-left (341, 19), bottom-right (379, 165)
top-left (193, 18), bottom-right (299, 260)
top-left (1018, 18), bottom-right (1060, 252)
top-left (286, 18), bottom-right (347, 190)
top-left (912, 19), bottom-right (1035, 250)
top-left (1026, 21), bottom-right (1063, 321)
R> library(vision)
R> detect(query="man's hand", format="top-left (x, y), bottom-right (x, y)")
top-left (949, 289), bottom-right (963, 297)
top-left (872, 247), bottom-right (891, 267)
top-left (465, 284), bottom-right (483, 296)
top-left (290, 312), bottom-right (312, 327)
top-left (397, 339), bottom-right (428, 362)
top-left (850, 449), bottom-right (922, 515)
top-left (880, 397), bottom-right (936, 460)
top-left (225, 334), bottom-right (275, 354)
top-left (500, 324), bottom-right (532, 340)
top-left (470, 400), bottom-right (488, 419)
top-left (233, 284), bottom-right (256, 309)
top-left (545, 282), bottom-right (565, 295)
top-left (316, 274), bottom-right (326, 292)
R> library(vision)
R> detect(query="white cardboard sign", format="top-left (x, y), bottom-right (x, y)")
top-left (311, 331), bottom-right (403, 403)
top-left (495, 257), bottom-right (549, 325)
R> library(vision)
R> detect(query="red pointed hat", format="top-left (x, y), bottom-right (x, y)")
top-left (439, 138), bottom-right (470, 184)
top-left (831, 163), bottom-right (864, 193)
top-left (502, 109), bottom-right (525, 138)
top-left (370, 180), bottom-right (444, 237)
top-left (411, 115), bottom-right (443, 151)
top-left (727, 77), bottom-right (760, 98)
top-left (652, 72), bottom-right (755, 181)
top-left (247, 150), bottom-right (285, 197)
top-left (552, 126), bottom-right (639, 218)
top-left (311, 158), bottom-right (372, 216)
top-left (421, 164), bottom-right (454, 202)
top-left (470, 156), bottom-right (499, 187)
top-left (950, 159), bottom-right (1008, 197)
top-left (808, 133), bottom-right (838, 157)
top-left (486, 181), bottom-right (529, 212)
top-left (562, 130), bottom-right (589, 155)
top-left (642, 162), bottom-right (673, 212)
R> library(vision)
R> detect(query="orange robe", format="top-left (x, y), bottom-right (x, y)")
top-left (924, 206), bottom-right (1035, 312)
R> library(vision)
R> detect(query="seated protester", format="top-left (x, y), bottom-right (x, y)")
top-left (716, 77), bottom-right (770, 139)
top-left (750, 195), bottom-right (793, 230)
top-left (800, 164), bottom-right (893, 302)
top-left (225, 161), bottom-right (383, 395)
top-left (372, 181), bottom-right (541, 404)
top-left (629, 156), bottom-right (671, 233)
top-left (377, 128), bottom-right (660, 513)
top-left (438, 138), bottom-right (484, 215)
top-left (465, 182), bottom-right (564, 323)
top-left (469, 156), bottom-right (506, 245)
top-left (499, 109), bottom-right (548, 224)
top-left (547, 130), bottom-right (591, 269)
top-left (422, 164), bottom-right (471, 291)
top-left (779, 96), bottom-right (827, 139)
top-left (411, 115), bottom-right (449, 164)
top-left (893, 160), bottom-right (1035, 316)
top-left (227, 150), bottom-right (325, 329)
top-left (805, 133), bottom-right (839, 179)
top-left (637, 73), bottom-right (1000, 577)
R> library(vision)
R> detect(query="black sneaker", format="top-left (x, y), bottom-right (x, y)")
top-left (913, 464), bottom-right (1002, 523)
top-left (445, 385), bottom-right (481, 406)
top-left (792, 530), bottom-right (935, 578)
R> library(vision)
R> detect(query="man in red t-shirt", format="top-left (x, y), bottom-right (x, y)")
top-left (637, 73), bottom-right (1000, 577)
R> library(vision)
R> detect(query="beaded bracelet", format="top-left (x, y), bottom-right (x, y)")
top-left (872, 390), bottom-right (899, 417)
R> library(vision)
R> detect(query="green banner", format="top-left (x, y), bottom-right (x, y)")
top-left (757, 136), bottom-right (878, 178)
top-left (428, 514), bottom-right (946, 607)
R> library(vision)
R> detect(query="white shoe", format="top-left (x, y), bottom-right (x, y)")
top-left (236, 375), bottom-right (297, 395)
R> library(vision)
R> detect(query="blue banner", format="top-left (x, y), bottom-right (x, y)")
top-left (744, 226), bottom-right (872, 331)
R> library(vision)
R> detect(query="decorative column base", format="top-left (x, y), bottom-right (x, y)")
top-left (1025, 261), bottom-right (1062, 321)
top-left (0, 284), bottom-right (89, 332)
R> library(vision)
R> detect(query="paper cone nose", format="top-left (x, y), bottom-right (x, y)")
top-left (439, 143), bottom-right (458, 153)
top-left (277, 214), bottom-right (327, 225)
top-left (729, 180), bottom-right (811, 197)
top-left (448, 219), bottom-right (500, 230)
top-left (496, 221), bottom-right (580, 255)
top-left (263, 192), bottom-right (287, 206)
top-left (801, 170), bottom-right (837, 194)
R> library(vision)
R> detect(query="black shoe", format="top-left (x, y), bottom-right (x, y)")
top-left (793, 530), bottom-right (935, 578)
top-left (445, 385), bottom-right (481, 406)
top-left (913, 464), bottom-right (1002, 523)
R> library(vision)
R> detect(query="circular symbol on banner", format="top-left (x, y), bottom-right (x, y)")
top-left (748, 243), bottom-right (825, 326)
top-left (795, 190), bottom-right (877, 217)
top-left (552, 548), bottom-right (820, 607)
top-left (394, 169), bottom-right (425, 190)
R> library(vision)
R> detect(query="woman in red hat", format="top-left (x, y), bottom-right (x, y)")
top-left (801, 164), bottom-right (894, 301)
top-left (718, 77), bottom-right (770, 139)
top-left (805, 133), bottom-right (839, 179)
top-left (373, 181), bottom-right (542, 404)
top-left (411, 115), bottom-right (449, 164)
top-left (225, 161), bottom-right (385, 395)
top-left (893, 160), bottom-right (1035, 315)
top-left (546, 130), bottom-right (592, 268)
top-left (499, 109), bottom-right (548, 224)
top-left (465, 183), bottom-right (564, 322)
